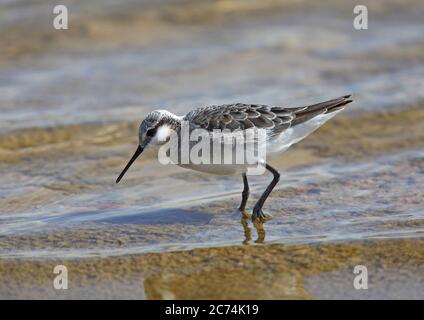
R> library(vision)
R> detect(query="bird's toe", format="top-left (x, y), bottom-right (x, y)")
top-left (252, 209), bottom-right (272, 223)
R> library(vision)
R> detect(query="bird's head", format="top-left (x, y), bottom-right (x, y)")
top-left (116, 110), bottom-right (178, 183)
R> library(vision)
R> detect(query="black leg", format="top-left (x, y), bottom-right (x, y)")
top-left (238, 173), bottom-right (250, 212)
top-left (252, 164), bottom-right (280, 222)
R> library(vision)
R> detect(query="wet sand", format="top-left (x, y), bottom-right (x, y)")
top-left (1, 239), bottom-right (424, 299)
top-left (1, 0), bottom-right (424, 299)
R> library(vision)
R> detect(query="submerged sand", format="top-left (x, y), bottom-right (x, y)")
top-left (1, 103), bottom-right (423, 299)
top-left (1, 0), bottom-right (424, 299)
top-left (1, 238), bottom-right (423, 299)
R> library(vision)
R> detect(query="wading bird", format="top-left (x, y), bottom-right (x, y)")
top-left (116, 95), bottom-right (353, 222)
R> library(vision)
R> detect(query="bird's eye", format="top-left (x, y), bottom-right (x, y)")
top-left (146, 128), bottom-right (157, 137)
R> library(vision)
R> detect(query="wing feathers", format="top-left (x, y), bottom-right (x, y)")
top-left (184, 95), bottom-right (353, 134)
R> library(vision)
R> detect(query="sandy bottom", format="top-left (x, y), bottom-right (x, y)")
top-left (1, 0), bottom-right (424, 300)
top-left (1, 238), bottom-right (423, 299)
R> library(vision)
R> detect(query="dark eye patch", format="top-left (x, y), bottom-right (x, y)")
top-left (146, 127), bottom-right (157, 137)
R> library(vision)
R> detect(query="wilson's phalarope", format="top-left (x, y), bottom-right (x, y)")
top-left (116, 95), bottom-right (353, 222)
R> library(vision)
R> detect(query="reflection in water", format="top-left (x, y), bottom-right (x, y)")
top-left (240, 215), bottom-right (251, 245)
top-left (0, 0), bottom-right (423, 263)
top-left (0, 149), bottom-right (422, 259)
top-left (240, 214), bottom-right (266, 244)
top-left (1, 0), bottom-right (424, 300)
top-left (253, 221), bottom-right (266, 244)
top-left (2, 238), bottom-right (424, 299)
top-left (143, 256), bottom-right (310, 300)
top-left (140, 238), bottom-right (424, 299)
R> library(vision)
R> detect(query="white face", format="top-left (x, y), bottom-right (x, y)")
top-left (149, 124), bottom-right (172, 146)
top-left (118, 111), bottom-right (177, 184)
top-left (139, 110), bottom-right (180, 148)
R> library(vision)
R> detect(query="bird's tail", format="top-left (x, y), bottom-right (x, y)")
top-left (291, 94), bottom-right (353, 126)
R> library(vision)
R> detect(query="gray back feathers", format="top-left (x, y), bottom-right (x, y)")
top-left (184, 95), bottom-right (352, 135)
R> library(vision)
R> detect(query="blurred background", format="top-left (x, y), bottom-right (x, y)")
top-left (0, 0), bottom-right (424, 299)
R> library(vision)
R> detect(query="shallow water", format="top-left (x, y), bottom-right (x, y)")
top-left (0, 0), bottom-right (424, 265)
top-left (1, 147), bottom-right (423, 259)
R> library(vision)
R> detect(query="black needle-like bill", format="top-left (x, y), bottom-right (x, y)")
top-left (116, 145), bottom-right (144, 183)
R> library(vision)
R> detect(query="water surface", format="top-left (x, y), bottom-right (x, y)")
top-left (0, 0), bottom-right (423, 271)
